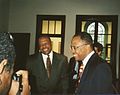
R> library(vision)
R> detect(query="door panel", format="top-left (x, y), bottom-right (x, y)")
top-left (11, 33), bottom-right (30, 71)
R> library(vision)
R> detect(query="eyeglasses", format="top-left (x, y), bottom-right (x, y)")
top-left (70, 44), bottom-right (87, 51)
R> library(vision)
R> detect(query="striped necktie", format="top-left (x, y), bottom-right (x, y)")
top-left (46, 55), bottom-right (52, 78)
top-left (76, 62), bottom-right (84, 87)
top-left (78, 63), bottom-right (84, 82)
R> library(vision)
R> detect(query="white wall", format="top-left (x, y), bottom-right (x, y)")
top-left (8, 0), bottom-right (120, 63)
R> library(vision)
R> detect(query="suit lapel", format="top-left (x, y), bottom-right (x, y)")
top-left (50, 52), bottom-right (58, 78)
top-left (79, 53), bottom-right (98, 87)
top-left (37, 53), bottom-right (48, 78)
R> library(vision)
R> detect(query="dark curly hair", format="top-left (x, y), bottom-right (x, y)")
top-left (93, 42), bottom-right (103, 52)
top-left (0, 32), bottom-right (16, 67)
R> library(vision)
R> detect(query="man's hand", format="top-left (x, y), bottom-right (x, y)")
top-left (9, 70), bottom-right (30, 95)
top-left (16, 70), bottom-right (29, 81)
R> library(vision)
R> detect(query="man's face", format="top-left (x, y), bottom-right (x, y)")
top-left (70, 36), bottom-right (88, 61)
top-left (39, 37), bottom-right (52, 55)
top-left (0, 60), bottom-right (13, 95)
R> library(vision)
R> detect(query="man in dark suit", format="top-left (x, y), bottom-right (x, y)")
top-left (26, 35), bottom-right (68, 95)
top-left (68, 57), bottom-right (82, 94)
top-left (70, 32), bottom-right (114, 94)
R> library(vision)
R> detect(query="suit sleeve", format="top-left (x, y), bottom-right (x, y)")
top-left (25, 56), bottom-right (39, 93)
top-left (61, 56), bottom-right (69, 94)
top-left (92, 63), bottom-right (113, 93)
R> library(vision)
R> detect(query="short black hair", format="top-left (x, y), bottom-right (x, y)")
top-left (73, 32), bottom-right (93, 47)
top-left (93, 42), bottom-right (103, 52)
top-left (38, 35), bottom-right (52, 44)
top-left (38, 35), bottom-right (51, 41)
top-left (0, 32), bottom-right (16, 66)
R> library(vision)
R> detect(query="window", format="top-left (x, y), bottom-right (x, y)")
top-left (87, 22), bottom-right (105, 45)
top-left (36, 15), bottom-right (66, 54)
top-left (86, 22), bottom-right (112, 62)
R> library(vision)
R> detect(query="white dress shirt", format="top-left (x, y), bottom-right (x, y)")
top-left (42, 51), bottom-right (53, 69)
top-left (82, 51), bottom-right (95, 70)
top-left (73, 61), bottom-right (79, 79)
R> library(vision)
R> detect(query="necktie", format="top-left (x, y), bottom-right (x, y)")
top-left (78, 63), bottom-right (84, 82)
top-left (76, 63), bottom-right (84, 86)
top-left (46, 55), bottom-right (52, 78)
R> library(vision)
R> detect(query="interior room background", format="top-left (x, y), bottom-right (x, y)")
top-left (0, 0), bottom-right (120, 79)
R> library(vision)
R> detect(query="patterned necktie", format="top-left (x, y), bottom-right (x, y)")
top-left (46, 55), bottom-right (52, 78)
top-left (76, 63), bottom-right (84, 86)
top-left (78, 63), bottom-right (84, 82)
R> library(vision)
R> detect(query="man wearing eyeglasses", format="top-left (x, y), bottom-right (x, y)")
top-left (70, 32), bottom-right (114, 94)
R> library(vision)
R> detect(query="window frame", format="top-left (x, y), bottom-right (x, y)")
top-left (36, 15), bottom-right (66, 54)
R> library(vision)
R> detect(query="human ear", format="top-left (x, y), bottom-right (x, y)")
top-left (0, 59), bottom-right (7, 74)
top-left (0, 59), bottom-right (7, 85)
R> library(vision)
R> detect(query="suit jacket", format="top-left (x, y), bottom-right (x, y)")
top-left (76, 53), bottom-right (114, 95)
top-left (26, 52), bottom-right (69, 95)
top-left (68, 57), bottom-right (82, 94)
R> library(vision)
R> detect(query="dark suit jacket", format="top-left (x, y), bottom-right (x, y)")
top-left (76, 53), bottom-right (114, 95)
top-left (26, 52), bottom-right (69, 95)
top-left (68, 57), bottom-right (82, 94)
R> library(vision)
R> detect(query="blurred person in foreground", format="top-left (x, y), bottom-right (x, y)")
top-left (70, 32), bottom-right (114, 94)
top-left (0, 31), bottom-right (30, 95)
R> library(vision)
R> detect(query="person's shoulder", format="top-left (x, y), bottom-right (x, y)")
top-left (69, 57), bottom-right (75, 61)
top-left (27, 52), bottom-right (41, 59)
top-left (28, 53), bottom-right (35, 58)
top-left (91, 53), bottom-right (108, 67)
top-left (92, 53), bottom-right (105, 62)
top-left (26, 53), bottom-right (41, 66)
top-left (53, 51), bottom-right (67, 58)
top-left (94, 55), bottom-right (111, 70)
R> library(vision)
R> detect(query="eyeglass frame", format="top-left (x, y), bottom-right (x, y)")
top-left (70, 44), bottom-right (88, 51)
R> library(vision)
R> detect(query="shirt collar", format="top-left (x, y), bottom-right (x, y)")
top-left (82, 51), bottom-right (95, 68)
top-left (42, 51), bottom-right (53, 57)
top-left (42, 51), bottom-right (53, 63)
